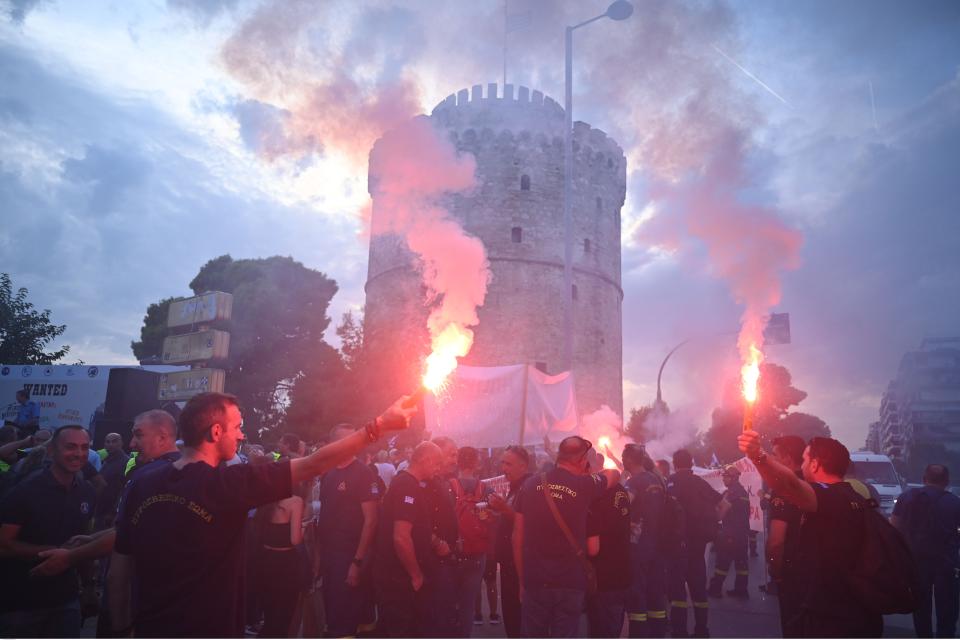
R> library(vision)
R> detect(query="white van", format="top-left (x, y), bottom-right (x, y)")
top-left (848, 452), bottom-right (904, 515)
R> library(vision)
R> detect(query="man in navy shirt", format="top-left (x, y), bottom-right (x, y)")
top-left (513, 436), bottom-right (620, 638)
top-left (318, 423), bottom-right (381, 637)
top-left (109, 391), bottom-right (414, 638)
top-left (708, 466), bottom-right (751, 598)
top-left (892, 463), bottom-right (960, 638)
top-left (0, 424), bottom-right (97, 637)
top-left (376, 441), bottom-right (443, 638)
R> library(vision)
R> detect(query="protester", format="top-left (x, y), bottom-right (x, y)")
top-left (587, 449), bottom-right (631, 639)
top-left (318, 423), bottom-right (381, 638)
top-left (487, 445), bottom-right (532, 638)
top-left (767, 435), bottom-right (805, 637)
top-left (375, 449), bottom-right (398, 488)
top-left (254, 462), bottom-right (304, 638)
top-left (13, 389), bottom-right (39, 436)
top-left (708, 465), bottom-right (750, 598)
top-left (892, 463), bottom-right (960, 638)
top-left (513, 436), bottom-right (620, 638)
top-left (0, 425), bottom-right (97, 637)
top-left (623, 444), bottom-right (668, 638)
top-left (739, 430), bottom-right (884, 637)
top-left (375, 441), bottom-right (442, 638)
top-left (278, 433), bottom-right (303, 460)
top-left (655, 459), bottom-right (671, 479)
top-left (95, 432), bottom-right (129, 529)
top-left (107, 391), bottom-right (414, 638)
top-left (666, 448), bottom-right (721, 639)
top-left (450, 445), bottom-right (495, 636)
top-left (422, 435), bottom-right (461, 636)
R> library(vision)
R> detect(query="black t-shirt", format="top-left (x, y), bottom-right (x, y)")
top-left (769, 473), bottom-right (803, 577)
top-left (0, 469), bottom-right (96, 611)
top-left (318, 459), bottom-right (378, 554)
top-left (114, 459), bottom-right (292, 638)
top-left (96, 451), bottom-right (130, 518)
top-left (587, 483), bottom-right (631, 591)
top-left (424, 475), bottom-right (459, 551)
top-left (376, 471), bottom-right (433, 584)
top-left (795, 482), bottom-right (872, 617)
top-left (516, 468), bottom-right (607, 590)
top-left (495, 473), bottom-right (530, 564)
top-left (720, 481), bottom-right (750, 536)
top-left (667, 469), bottom-right (721, 542)
top-left (893, 485), bottom-right (960, 566)
top-left (626, 470), bottom-right (665, 559)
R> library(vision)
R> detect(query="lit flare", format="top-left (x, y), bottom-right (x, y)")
top-left (422, 323), bottom-right (473, 393)
top-left (597, 436), bottom-right (618, 469)
top-left (740, 343), bottom-right (762, 432)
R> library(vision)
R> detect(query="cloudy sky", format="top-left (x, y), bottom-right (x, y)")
top-left (2, 0), bottom-right (958, 450)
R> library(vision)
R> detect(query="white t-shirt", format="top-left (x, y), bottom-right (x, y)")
top-left (375, 462), bottom-right (397, 488)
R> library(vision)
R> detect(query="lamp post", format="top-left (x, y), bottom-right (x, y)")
top-left (562, 0), bottom-right (633, 371)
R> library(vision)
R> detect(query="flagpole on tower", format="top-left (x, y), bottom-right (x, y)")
top-left (503, 0), bottom-right (508, 87)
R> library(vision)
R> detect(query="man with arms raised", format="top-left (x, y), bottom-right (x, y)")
top-left (738, 430), bottom-right (882, 637)
top-left (110, 391), bottom-right (414, 638)
top-left (513, 436), bottom-right (620, 638)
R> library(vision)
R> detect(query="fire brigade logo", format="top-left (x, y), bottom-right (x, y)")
top-left (80, 502), bottom-right (90, 515)
top-left (337, 481), bottom-right (347, 492)
top-left (87, 367), bottom-right (100, 378)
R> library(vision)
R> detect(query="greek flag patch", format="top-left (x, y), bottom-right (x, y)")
top-left (404, 495), bottom-right (415, 504)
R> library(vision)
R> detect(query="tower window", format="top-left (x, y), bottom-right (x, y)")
top-left (595, 197), bottom-right (602, 214)
top-left (511, 227), bottom-right (522, 243)
top-left (583, 238), bottom-right (591, 253)
top-left (520, 174), bottom-right (531, 191)
top-left (572, 284), bottom-right (578, 300)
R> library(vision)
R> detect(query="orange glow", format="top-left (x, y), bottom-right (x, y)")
top-left (597, 436), bottom-right (618, 469)
top-left (422, 323), bottom-right (473, 393)
top-left (740, 343), bottom-right (762, 404)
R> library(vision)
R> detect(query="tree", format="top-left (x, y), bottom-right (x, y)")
top-left (133, 256), bottom-right (342, 440)
top-left (704, 362), bottom-right (830, 464)
top-left (0, 273), bottom-right (70, 364)
top-left (626, 404), bottom-right (657, 443)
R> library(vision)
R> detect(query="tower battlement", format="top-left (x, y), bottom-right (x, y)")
top-left (431, 83), bottom-right (625, 167)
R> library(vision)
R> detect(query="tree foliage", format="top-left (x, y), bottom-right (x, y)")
top-left (133, 256), bottom-right (342, 440)
top-left (0, 273), bottom-right (70, 364)
top-left (704, 362), bottom-right (830, 463)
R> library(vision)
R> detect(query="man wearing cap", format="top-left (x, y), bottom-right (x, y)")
top-left (513, 436), bottom-right (620, 638)
top-left (708, 465), bottom-right (751, 598)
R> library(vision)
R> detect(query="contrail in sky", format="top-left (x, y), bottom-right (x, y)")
top-left (713, 45), bottom-right (792, 108)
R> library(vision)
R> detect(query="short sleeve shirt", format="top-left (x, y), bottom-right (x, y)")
top-left (892, 486), bottom-right (960, 565)
top-left (495, 473), bottom-right (531, 564)
top-left (769, 472), bottom-right (803, 574)
top-left (587, 483), bottom-right (631, 591)
top-left (16, 401), bottom-right (39, 429)
top-left (0, 469), bottom-right (96, 611)
top-left (114, 459), bottom-right (292, 638)
top-left (318, 459), bottom-right (378, 553)
top-left (795, 481), bottom-right (869, 616)
top-left (516, 468), bottom-right (608, 590)
top-left (376, 471), bottom-right (432, 584)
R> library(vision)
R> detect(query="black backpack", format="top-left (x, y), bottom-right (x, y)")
top-left (846, 495), bottom-right (919, 615)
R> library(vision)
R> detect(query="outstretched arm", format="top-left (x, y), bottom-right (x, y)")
top-left (738, 430), bottom-right (817, 512)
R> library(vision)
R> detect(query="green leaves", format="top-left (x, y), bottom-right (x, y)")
top-left (0, 273), bottom-right (70, 365)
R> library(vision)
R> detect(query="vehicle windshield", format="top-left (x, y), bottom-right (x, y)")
top-left (849, 460), bottom-right (900, 486)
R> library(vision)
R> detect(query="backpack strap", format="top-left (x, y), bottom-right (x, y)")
top-left (540, 473), bottom-right (585, 559)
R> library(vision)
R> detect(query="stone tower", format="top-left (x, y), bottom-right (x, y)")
top-left (364, 83), bottom-right (625, 419)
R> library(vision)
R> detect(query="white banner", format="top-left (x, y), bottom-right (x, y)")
top-left (694, 457), bottom-right (763, 533)
top-left (423, 364), bottom-right (578, 448)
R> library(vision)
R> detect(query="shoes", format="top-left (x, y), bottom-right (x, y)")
top-left (726, 589), bottom-right (749, 599)
top-left (489, 614), bottom-right (501, 625)
top-left (474, 615), bottom-right (484, 626)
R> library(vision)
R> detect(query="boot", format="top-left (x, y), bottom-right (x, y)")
top-left (669, 604), bottom-right (688, 639)
top-left (692, 603), bottom-right (709, 638)
top-left (727, 572), bottom-right (748, 598)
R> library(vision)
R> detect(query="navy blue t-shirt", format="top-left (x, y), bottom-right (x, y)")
top-left (626, 470), bottom-right (666, 558)
top-left (516, 468), bottom-right (608, 590)
top-left (587, 483), bottom-right (631, 591)
top-left (376, 471), bottom-right (433, 585)
top-left (0, 469), bottom-right (96, 611)
top-left (115, 459), bottom-right (292, 638)
top-left (318, 459), bottom-right (378, 554)
top-left (893, 485), bottom-right (960, 566)
top-left (720, 481), bottom-right (750, 536)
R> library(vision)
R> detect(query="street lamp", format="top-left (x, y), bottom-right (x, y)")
top-left (562, 1), bottom-right (633, 372)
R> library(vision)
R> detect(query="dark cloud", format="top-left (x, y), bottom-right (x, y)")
top-left (62, 145), bottom-right (152, 216)
top-left (2, 0), bottom-right (45, 23)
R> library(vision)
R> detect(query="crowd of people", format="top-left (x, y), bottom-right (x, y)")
top-left (1, 389), bottom-right (959, 639)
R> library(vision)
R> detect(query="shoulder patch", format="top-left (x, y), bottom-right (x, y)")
top-left (403, 495), bottom-right (415, 504)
